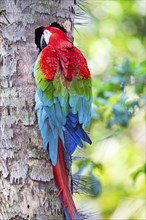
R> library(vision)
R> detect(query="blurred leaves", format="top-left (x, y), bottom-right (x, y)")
top-left (74, 0), bottom-right (145, 219)
top-left (131, 163), bottom-right (146, 182)
top-left (73, 173), bottom-right (102, 197)
top-left (93, 59), bottom-right (145, 128)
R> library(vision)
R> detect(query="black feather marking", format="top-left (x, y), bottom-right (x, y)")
top-left (35, 26), bottom-right (44, 50)
top-left (50, 22), bottom-right (67, 34)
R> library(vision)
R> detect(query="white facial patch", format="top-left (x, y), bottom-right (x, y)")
top-left (44, 30), bottom-right (52, 45)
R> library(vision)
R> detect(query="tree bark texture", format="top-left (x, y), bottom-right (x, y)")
top-left (0, 1), bottom-right (75, 219)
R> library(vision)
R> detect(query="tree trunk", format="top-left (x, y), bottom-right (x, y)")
top-left (0, 0), bottom-right (75, 219)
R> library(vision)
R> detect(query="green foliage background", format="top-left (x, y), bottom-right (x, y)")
top-left (73, 1), bottom-right (145, 219)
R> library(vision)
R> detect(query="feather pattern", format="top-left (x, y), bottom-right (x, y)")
top-left (34, 25), bottom-right (92, 219)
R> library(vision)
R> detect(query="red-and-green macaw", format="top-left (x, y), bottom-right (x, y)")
top-left (34, 22), bottom-right (92, 220)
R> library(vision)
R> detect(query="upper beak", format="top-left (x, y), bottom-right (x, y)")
top-left (40, 34), bottom-right (47, 50)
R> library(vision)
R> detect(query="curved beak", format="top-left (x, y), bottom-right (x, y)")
top-left (40, 34), bottom-right (47, 50)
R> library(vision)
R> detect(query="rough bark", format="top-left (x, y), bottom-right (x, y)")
top-left (0, 0), bottom-right (75, 219)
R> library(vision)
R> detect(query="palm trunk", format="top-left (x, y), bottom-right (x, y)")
top-left (0, 0), bottom-right (75, 219)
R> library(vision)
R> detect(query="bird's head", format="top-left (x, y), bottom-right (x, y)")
top-left (43, 24), bottom-right (67, 45)
top-left (35, 22), bottom-right (67, 51)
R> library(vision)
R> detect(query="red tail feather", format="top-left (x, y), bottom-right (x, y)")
top-left (52, 138), bottom-right (80, 220)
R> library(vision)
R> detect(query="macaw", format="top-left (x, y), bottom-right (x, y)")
top-left (34, 22), bottom-right (92, 220)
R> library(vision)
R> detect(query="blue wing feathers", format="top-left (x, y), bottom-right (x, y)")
top-left (55, 101), bottom-right (66, 125)
top-left (78, 98), bottom-right (84, 124)
top-left (64, 110), bottom-right (92, 154)
top-left (76, 126), bottom-right (91, 144)
top-left (65, 123), bottom-right (83, 148)
top-left (69, 95), bottom-right (79, 107)
top-left (37, 109), bottom-right (49, 150)
top-left (35, 87), bottom-right (91, 164)
top-left (49, 130), bottom-right (58, 165)
top-left (64, 131), bottom-right (77, 154)
top-left (34, 57), bottom-right (92, 165)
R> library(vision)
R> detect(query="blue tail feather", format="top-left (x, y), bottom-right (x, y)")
top-left (76, 125), bottom-right (91, 144)
top-left (65, 123), bottom-right (83, 148)
top-left (64, 130), bottom-right (77, 154)
top-left (64, 109), bottom-right (92, 154)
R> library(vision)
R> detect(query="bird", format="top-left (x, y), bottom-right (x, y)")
top-left (33, 22), bottom-right (92, 220)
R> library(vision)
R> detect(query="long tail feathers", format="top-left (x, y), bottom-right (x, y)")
top-left (52, 138), bottom-right (80, 220)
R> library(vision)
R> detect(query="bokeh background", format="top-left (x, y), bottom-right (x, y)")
top-left (73, 1), bottom-right (145, 219)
